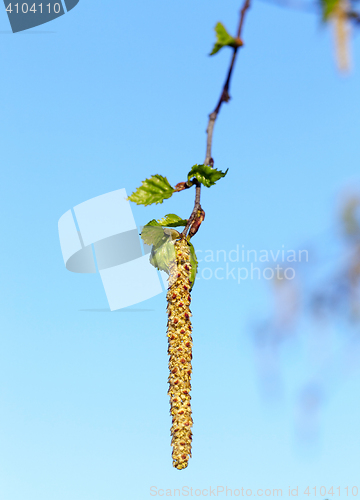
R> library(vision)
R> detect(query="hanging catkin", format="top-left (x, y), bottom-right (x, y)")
top-left (166, 237), bottom-right (193, 470)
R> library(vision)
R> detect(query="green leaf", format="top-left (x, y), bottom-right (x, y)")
top-left (187, 164), bottom-right (228, 188)
top-left (189, 242), bottom-right (198, 289)
top-left (141, 220), bottom-right (180, 273)
top-left (150, 239), bottom-right (176, 274)
top-left (157, 214), bottom-right (188, 227)
top-left (141, 223), bottom-right (180, 247)
top-left (145, 231), bottom-right (198, 285)
top-left (141, 217), bottom-right (197, 283)
top-left (141, 224), bottom-right (168, 247)
top-left (144, 219), bottom-right (161, 227)
top-left (140, 214), bottom-right (186, 247)
top-left (321, 0), bottom-right (340, 19)
top-left (128, 175), bottom-right (175, 206)
top-left (210, 22), bottom-right (237, 56)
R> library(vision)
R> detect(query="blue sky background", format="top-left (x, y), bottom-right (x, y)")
top-left (0, 0), bottom-right (360, 498)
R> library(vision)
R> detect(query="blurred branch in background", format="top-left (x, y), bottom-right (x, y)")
top-left (256, 0), bottom-right (360, 71)
top-left (251, 188), bottom-right (360, 445)
top-left (332, 0), bottom-right (352, 70)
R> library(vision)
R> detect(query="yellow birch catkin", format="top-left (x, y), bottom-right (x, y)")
top-left (166, 237), bottom-right (193, 470)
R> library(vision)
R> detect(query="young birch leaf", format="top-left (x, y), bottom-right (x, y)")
top-left (141, 222), bottom-right (180, 247)
top-left (189, 242), bottom-right (198, 289)
top-left (187, 164), bottom-right (229, 188)
top-left (150, 239), bottom-right (177, 274)
top-left (163, 228), bottom-right (181, 240)
top-left (145, 219), bottom-right (161, 227)
top-left (157, 214), bottom-right (188, 227)
top-left (321, 0), bottom-right (340, 19)
top-left (141, 216), bottom-right (188, 274)
top-left (128, 175), bottom-right (175, 206)
top-left (141, 224), bottom-right (167, 247)
top-left (210, 22), bottom-right (241, 55)
top-left (141, 220), bottom-right (180, 273)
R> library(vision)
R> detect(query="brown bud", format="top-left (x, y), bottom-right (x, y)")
top-left (174, 182), bottom-right (188, 192)
top-left (188, 207), bottom-right (205, 238)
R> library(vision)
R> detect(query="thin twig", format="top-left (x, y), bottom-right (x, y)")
top-left (182, 0), bottom-right (251, 238)
top-left (205, 0), bottom-right (251, 166)
top-left (256, 0), bottom-right (316, 12)
top-left (182, 179), bottom-right (201, 236)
